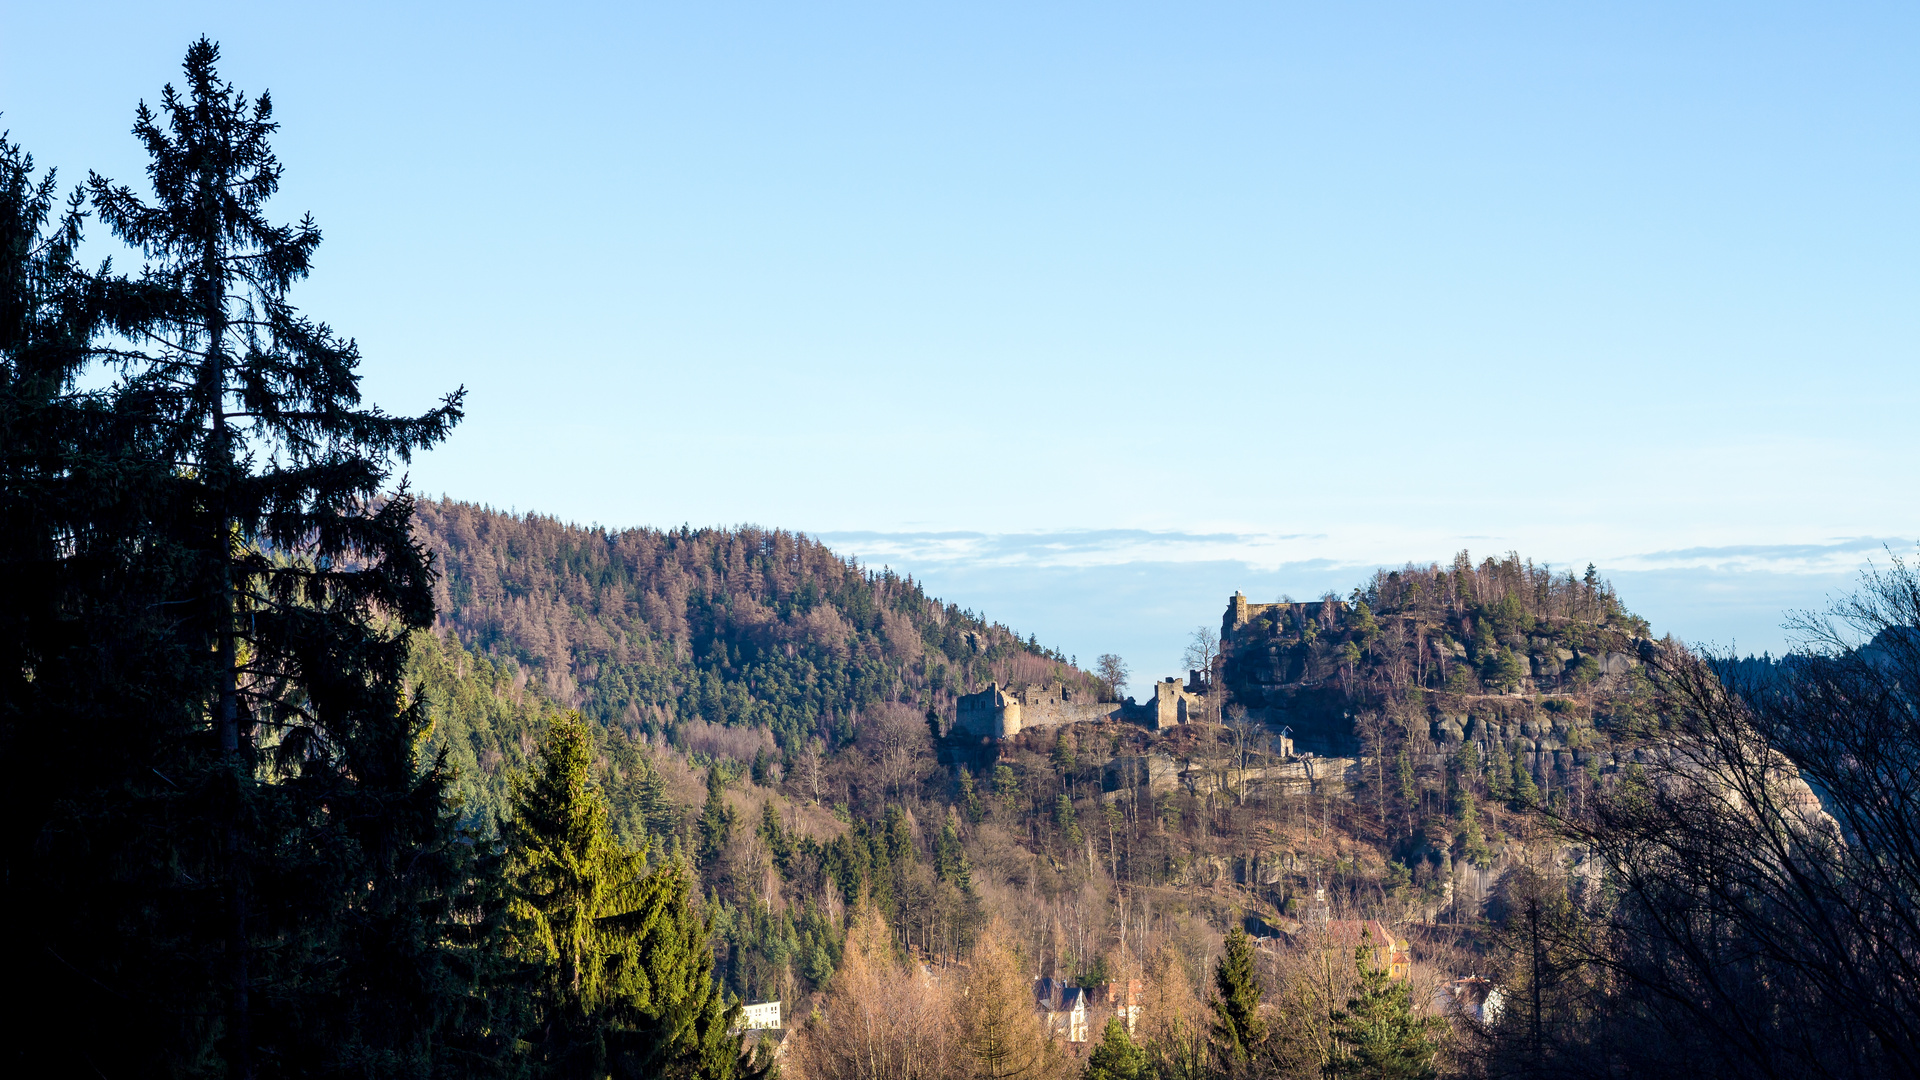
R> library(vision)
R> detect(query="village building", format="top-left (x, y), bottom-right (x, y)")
top-left (1292, 889), bottom-right (1411, 980)
top-left (1032, 975), bottom-right (1146, 1046)
top-left (1098, 977), bottom-right (1146, 1036)
top-left (739, 1000), bottom-right (782, 1031)
top-left (1033, 978), bottom-right (1089, 1043)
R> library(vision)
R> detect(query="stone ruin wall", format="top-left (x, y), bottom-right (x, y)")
top-left (1224, 591), bottom-right (1348, 639)
top-left (954, 681), bottom-right (1119, 740)
top-left (953, 678), bottom-right (1204, 740)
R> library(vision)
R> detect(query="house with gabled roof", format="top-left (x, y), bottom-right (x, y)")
top-left (1033, 977), bottom-right (1090, 1043)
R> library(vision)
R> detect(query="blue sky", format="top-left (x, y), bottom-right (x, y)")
top-left (5, 3), bottom-right (1915, 687)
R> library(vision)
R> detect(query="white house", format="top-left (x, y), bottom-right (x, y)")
top-left (741, 1000), bottom-right (782, 1031)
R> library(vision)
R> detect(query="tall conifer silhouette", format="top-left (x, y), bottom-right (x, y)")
top-left (82, 38), bottom-right (464, 1075)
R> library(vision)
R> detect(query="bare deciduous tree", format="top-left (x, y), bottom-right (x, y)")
top-left (799, 737), bottom-right (825, 803)
top-left (1096, 653), bottom-right (1131, 703)
top-left (1529, 558), bottom-right (1920, 1080)
top-left (792, 904), bottom-right (954, 1080)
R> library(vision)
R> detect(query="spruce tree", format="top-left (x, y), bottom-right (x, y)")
top-left (935, 811), bottom-right (973, 891)
top-left (1487, 741), bottom-right (1512, 801)
top-left (86, 39), bottom-right (468, 1074)
top-left (1057, 792), bottom-right (1085, 847)
top-left (1456, 742), bottom-right (1480, 788)
top-left (699, 764), bottom-right (735, 868)
top-left (1209, 926), bottom-right (1267, 1068)
top-left (959, 768), bottom-right (984, 823)
top-left (10, 39), bottom-right (470, 1074)
top-left (1085, 1015), bottom-right (1147, 1080)
top-left (504, 712), bottom-right (765, 1080)
top-left (1053, 726), bottom-right (1078, 777)
top-left (1509, 754), bottom-right (1540, 810)
top-left (1455, 788), bottom-right (1490, 865)
top-left (0, 130), bottom-right (201, 1077)
top-left (1324, 932), bottom-right (1446, 1080)
top-left (995, 764), bottom-right (1021, 818)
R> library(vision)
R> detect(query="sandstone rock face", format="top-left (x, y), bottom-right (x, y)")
top-left (1256, 854), bottom-right (1286, 885)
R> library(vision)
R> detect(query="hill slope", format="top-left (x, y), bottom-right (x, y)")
top-left (405, 506), bottom-right (1676, 1037)
top-left (414, 498), bottom-right (1100, 748)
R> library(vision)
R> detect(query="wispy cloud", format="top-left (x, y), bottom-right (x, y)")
top-left (817, 528), bottom-right (1919, 586)
top-left (1615, 537), bottom-right (1917, 575)
top-left (814, 528), bottom-right (1352, 571)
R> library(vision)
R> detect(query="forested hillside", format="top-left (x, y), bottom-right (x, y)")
top-left (407, 500), bottom-right (1100, 831)
top-left (416, 499), bottom-right (1096, 743)
top-left (399, 518), bottom-right (1685, 1069)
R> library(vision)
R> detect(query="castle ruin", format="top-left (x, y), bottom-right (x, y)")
top-left (952, 675), bottom-right (1206, 741)
top-left (1224, 591), bottom-right (1347, 638)
top-left (950, 592), bottom-right (1354, 745)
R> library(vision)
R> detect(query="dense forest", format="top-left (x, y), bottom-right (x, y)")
top-left (7, 38), bottom-right (1919, 1080)
top-left (414, 498), bottom-right (1094, 750)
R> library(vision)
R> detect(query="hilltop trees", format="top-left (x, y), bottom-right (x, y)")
top-left (411, 498), bottom-right (1102, 757)
top-left (1096, 653), bottom-right (1131, 702)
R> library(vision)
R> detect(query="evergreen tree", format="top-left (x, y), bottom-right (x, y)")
top-left (884, 804), bottom-right (916, 870)
top-left (11, 40), bottom-right (470, 1075)
top-left (503, 712), bottom-right (765, 1079)
top-left (0, 128), bottom-right (208, 1077)
top-left (867, 821), bottom-right (895, 914)
top-left (758, 801), bottom-right (793, 874)
top-left (1209, 926), bottom-right (1267, 1069)
top-left (636, 752), bottom-right (680, 846)
top-left (1053, 727), bottom-right (1077, 776)
top-left (995, 764), bottom-right (1021, 819)
top-left (959, 767), bottom-right (985, 823)
top-left (1486, 741), bottom-right (1512, 801)
top-left (1455, 741), bottom-right (1480, 788)
top-left (1056, 792), bottom-right (1085, 848)
top-left (935, 812), bottom-right (973, 890)
top-left (1509, 753), bottom-right (1540, 810)
top-left (699, 765), bottom-right (735, 868)
top-left (1085, 1015), bottom-right (1147, 1080)
top-left (1395, 748), bottom-right (1417, 827)
top-left (1324, 932), bottom-right (1445, 1080)
top-left (802, 931), bottom-right (836, 987)
top-left (1454, 788), bottom-right (1490, 864)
